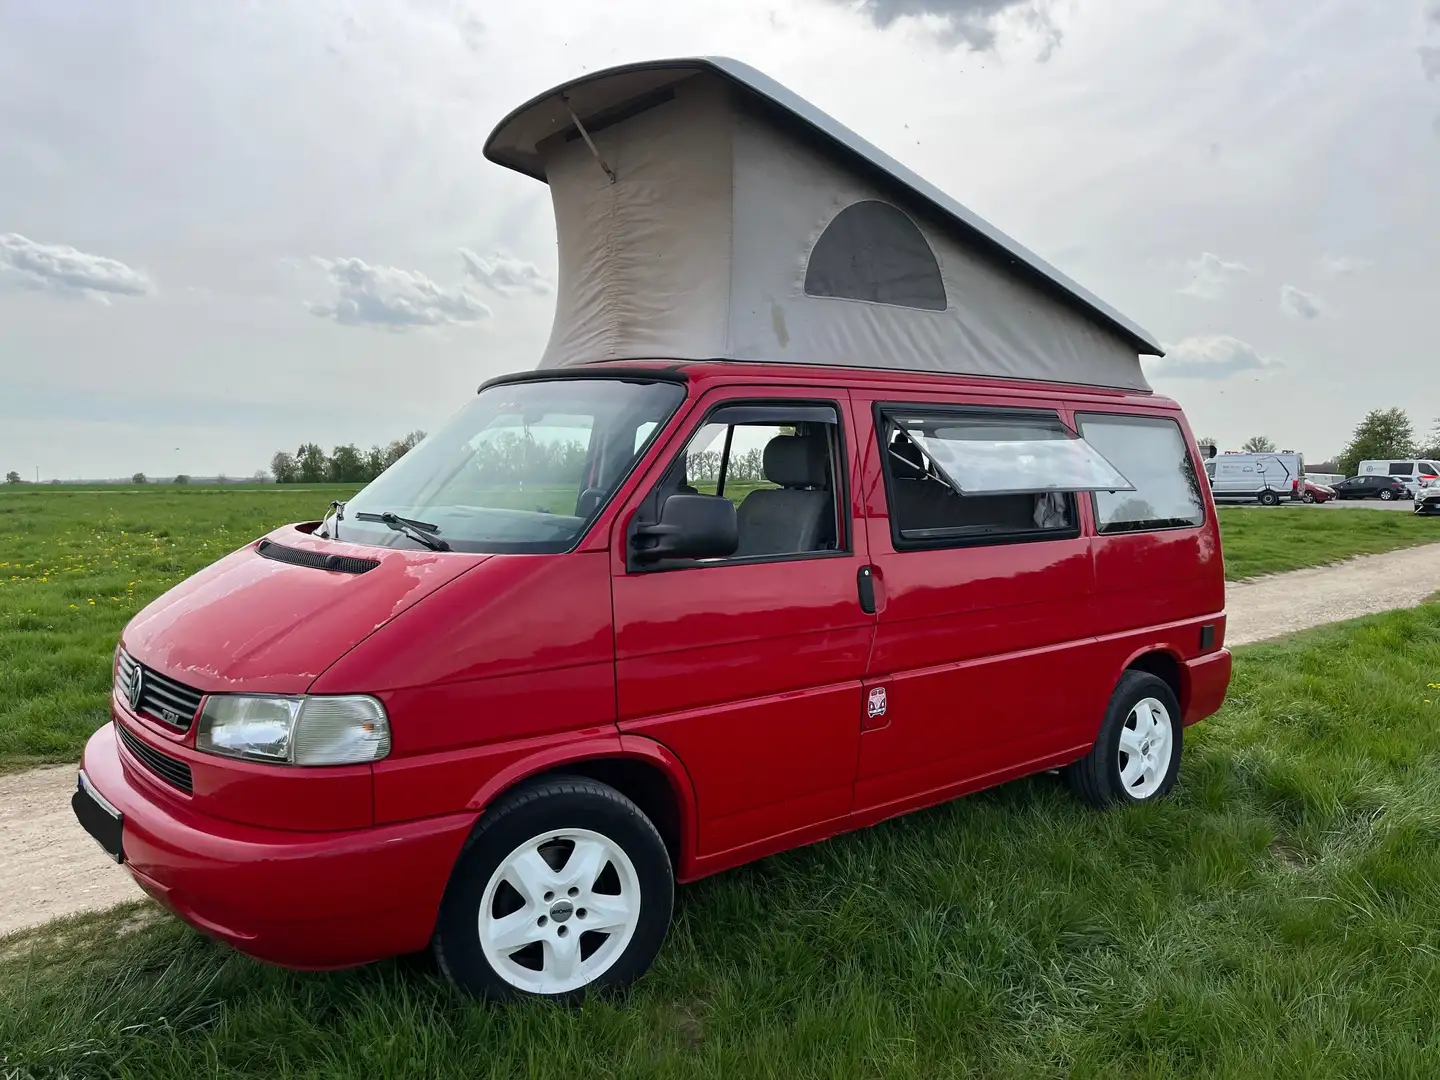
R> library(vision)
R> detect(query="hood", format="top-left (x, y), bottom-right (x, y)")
top-left (122, 525), bottom-right (487, 694)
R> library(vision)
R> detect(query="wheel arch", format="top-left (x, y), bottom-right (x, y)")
top-left (464, 735), bottom-right (699, 879)
top-left (1119, 647), bottom-right (1188, 715)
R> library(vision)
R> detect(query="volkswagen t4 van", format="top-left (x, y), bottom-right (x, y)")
top-left (74, 58), bottom-right (1231, 1000)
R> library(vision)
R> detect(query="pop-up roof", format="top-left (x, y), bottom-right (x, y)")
top-left (486, 57), bottom-right (1161, 391)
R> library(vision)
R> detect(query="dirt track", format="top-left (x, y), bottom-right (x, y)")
top-left (5, 542), bottom-right (1440, 940)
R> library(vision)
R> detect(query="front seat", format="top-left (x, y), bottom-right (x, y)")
top-left (733, 433), bottom-right (834, 557)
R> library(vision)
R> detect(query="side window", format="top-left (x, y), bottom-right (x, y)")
top-left (879, 407), bottom-right (1130, 548)
top-left (1391, 462), bottom-right (1414, 476)
top-left (1076, 413), bottom-right (1205, 533)
top-left (1421, 463), bottom-right (1438, 478)
top-left (650, 403), bottom-right (845, 562)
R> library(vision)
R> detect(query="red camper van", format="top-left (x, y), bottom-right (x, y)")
top-left (74, 58), bottom-right (1231, 1001)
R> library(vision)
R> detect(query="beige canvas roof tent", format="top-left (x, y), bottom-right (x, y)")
top-left (485, 57), bottom-right (1162, 391)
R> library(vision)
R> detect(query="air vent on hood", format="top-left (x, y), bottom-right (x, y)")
top-left (256, 539), bottom-right (379, 575)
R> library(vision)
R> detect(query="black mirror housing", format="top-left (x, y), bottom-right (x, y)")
top-left (632, 494), bottom-right (739, 563)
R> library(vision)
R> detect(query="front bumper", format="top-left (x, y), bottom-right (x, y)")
top-left (77, 723), bottom-right (476, 969)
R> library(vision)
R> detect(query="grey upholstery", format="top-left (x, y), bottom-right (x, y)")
top-left (734, 433), bottom-right (834, 557)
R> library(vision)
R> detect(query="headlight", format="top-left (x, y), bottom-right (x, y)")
top-left (196, 695), bottom-right (390, 766)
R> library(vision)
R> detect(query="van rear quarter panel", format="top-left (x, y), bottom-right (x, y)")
top-left (1070, 397), bottom-right (1227, 712)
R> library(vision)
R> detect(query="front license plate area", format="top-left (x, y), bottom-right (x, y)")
top-left (73, 772), bottom-right (124, 864)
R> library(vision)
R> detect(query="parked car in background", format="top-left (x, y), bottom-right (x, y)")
top-left (1415, 489), bottom-right (1440, 516)
top-left (1331, 475), bottom-right (1411, 501)
top-left (1359, 459), bottom-right (1440, 497)
top-left (1298, 479), bottom-right (1334, 504)
top-left (1202, 452), bottom-right (1304, 505)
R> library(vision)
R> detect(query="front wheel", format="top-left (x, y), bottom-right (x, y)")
top-left (1064, 671), bottom-right (1183, 808)
top-left (1301, 492), bottom-right (1315, 503)
top-left (433, 777), bottom-right (674, 1001)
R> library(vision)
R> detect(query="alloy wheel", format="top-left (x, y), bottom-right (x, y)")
top-left (1116, 697), bottom-right (1173, 800)
top-left (478, 828), bottom-right (642, 995)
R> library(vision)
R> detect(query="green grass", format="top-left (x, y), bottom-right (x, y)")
top-left (0, 486), bottom-right (359, 771)
top-left (2, 488), bottom-right (1438, 771)
top-left (5, 607), bottom-right (1440, 1078)
top-left (1216, 505), bottom-right (1440, 580)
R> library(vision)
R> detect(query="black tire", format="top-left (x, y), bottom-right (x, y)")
top-left (1258, 490), bottom-right (1280, 506)
top-left (1380, 489), bottom-right (1394, 501)
top-left (1064, 670), bottom-right (1184, 809)
top-left (432, 776), bottom-right (674, 1002)
top-left (1301, 492), bottom-right (1315, 504)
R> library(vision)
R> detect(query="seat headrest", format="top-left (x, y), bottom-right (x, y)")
top-left (763, 434), bottom-right (830, 489)
top-left (888, 434), bottom-right (927, 480)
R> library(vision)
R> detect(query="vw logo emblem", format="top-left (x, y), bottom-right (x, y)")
top-left (127, 665), bottom-right (145, 711)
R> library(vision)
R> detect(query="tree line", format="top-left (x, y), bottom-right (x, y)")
top-left (270, 431), bottom-right (426, 484)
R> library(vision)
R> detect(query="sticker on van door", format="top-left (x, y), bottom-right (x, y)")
top-left (867, 687), bottom-right (888, 720)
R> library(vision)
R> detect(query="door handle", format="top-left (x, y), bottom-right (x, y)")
top-left (857, 565), bottom-right (876, 614)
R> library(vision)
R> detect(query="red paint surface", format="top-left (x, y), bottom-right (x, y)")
top-left (80, 361), bottom-right (1231, 970)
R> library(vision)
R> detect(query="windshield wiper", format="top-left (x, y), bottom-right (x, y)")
top-left (354, 511), bottom-right (451, 552)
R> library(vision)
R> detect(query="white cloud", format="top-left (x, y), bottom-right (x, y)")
top-left (1318, 253), bottom-right (1372, 276)
top-left (1177, 252), bottom-right (1252, 300)
top-left (831, 0), bottom-right (1060, 53)
top-left (1422, 46), bottom-right (1440, 82)
top-left (0, 232), bottom-right (153, 301)
top-left (308, 255), bottom-right (491, 330)
top-left (1279, 283), bottom-right (1322, 320)
top-left (1147, 335), bottom-right (1283, 380)
top-left (459, 249), bottom-right (552, 297)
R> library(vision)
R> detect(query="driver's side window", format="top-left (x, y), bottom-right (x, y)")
top-left (644, 402), bottom-right (846, 564)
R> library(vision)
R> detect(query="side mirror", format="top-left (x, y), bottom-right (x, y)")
top-left (632, 494), bottom-right (738, 563)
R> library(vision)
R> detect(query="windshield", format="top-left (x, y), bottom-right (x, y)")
top-left (335, 378), bottom-right (686, 553)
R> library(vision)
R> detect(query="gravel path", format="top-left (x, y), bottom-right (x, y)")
top-left (5, 541), bottom-right (1440, 941)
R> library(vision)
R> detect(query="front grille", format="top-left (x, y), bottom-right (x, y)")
top-left (257, 539), bottom-right (378, 575)
top-left (116, 651), bottom-right (203, 732)
top-left (117, 721), bottom-right (194, 795)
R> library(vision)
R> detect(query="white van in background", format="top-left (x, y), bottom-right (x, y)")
top-left (1203, 452), bottom-right (1304, 505)
top-left (1359, 460), bottom-right (1440, 496)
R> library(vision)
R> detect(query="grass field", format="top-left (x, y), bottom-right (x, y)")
top-left (3, 486), bottom-right (1439, 770)
top-left (4, 607), bottom-right (1440, 1078)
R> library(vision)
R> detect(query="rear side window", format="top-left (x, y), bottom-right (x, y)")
top-left (879, 407), bottom-right (1130, 548)
top-left (1076, 414), bottom-right (1205, 533)
top-left (1391, 462), bottom-right (1415, 475)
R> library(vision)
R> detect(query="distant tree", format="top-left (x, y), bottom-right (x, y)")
top-left (4, 471), bottom-right (20, 485)
top-left (363, 445), bottom-right (386, 479)
top-left (327, 444), bottom-right (367, 484)
top-left (1240, 435), bottom-right (1277, 453)
top-left (296, 443), bottom-right (328, 484)
top-left (1337, 408), bottom-right (1416, 477)
top-left (132, 472), bottom-right (148, 484)
top-left (270, 451), bottom-right (298, 484)
top-left (217, 473), bottom-right (228, 484)
top-left (173, 474), bottom-right (190, 485)
top-left (252, 470), bottom-right (268, 483)
top-left (1416, 419), bottom-right (1440, 461)
top-left (382, 430), bottom-right (426, 468)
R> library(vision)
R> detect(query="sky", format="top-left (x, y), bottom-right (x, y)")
top-left (2, 0), bottom-right (1438, 479)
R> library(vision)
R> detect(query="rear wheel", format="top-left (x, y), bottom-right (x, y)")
top-left (1064, 671), bottom-right (1183, 808)
top-left (433, 777), bottom-right (674, 1001)
top-left (1381, 489), bottom-right (1395, 501)
top-left (1258, 490), bottom-right (1280, 506)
